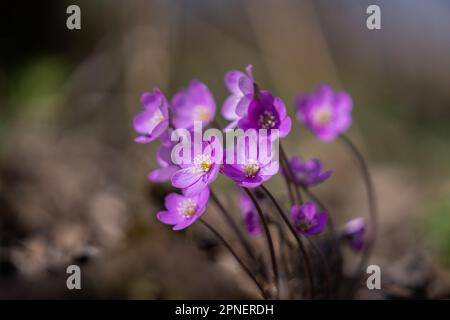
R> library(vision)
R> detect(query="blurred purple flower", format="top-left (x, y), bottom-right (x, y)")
top-left (238, 91), bottom-right (291, 138)
top-left (284, 156), bottom-right (332, 187)
top-left (171, 141), bottom-right (221, 196)
top-left (343, 218), bottom-right (366, 252)
top-left (239, 192), bottom-right (262, 236)
top-left (222, 65), bottom-right (254, 129)
top-left (221, 135), bottom-right (279, 188)
top-left (291, 201), bottom-right (327, 235)
top-left (133, 88), bottom-right (169, 143)
top-left (295, 84), bottom-right (352, 142)
top-left (157, 188), bottom-right (210, 231)
top-left (172, 80), bottom-right (216, 129)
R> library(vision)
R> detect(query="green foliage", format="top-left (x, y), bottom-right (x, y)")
top-left (9, 56), bottom-right (68, 122)
top-left (423, 195), bottom-right (450, 267)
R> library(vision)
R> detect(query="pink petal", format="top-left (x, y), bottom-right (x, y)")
top-left (171, 167), bottom-right (202, 189)
top-left (157, 210), bottom-right (185, 225)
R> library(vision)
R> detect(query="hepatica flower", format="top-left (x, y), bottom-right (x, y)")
top-left (133, 88), bottom-right (169, 143)
top-left (221, 135), bottom-right (279, 188)
top-left (172, 80), bottom-right (216, 129)
top-left (222, 65), bottom-right (254, 128)
top-left (148, 142), bottom-right (179, 182)
top-left (291, 201), bottom-right (327, 235)
top-left (285, 156), bottom-right (332, 187)
top-left (157, 188), bottom-right (210, 231)
top-left (238, 91), bottom-right (291, 138)
top-left (171, 141), bottom-right (221, 196)
top-left (343, 218), bottom-right (366, 252)
top-left (295, 84), bottom-right (352, 142)
top-left (239, 192), bottom-right (262, 236)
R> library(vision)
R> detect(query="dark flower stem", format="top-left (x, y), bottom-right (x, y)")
top-left (210, 190), bottom-right (257, 263)
top-left (339, 135), bottom-right (378, 286)
top-left (267, 216), bottom-right (290, 299)
top-left (303, 188), bottom-right (343, 287)
top-left (279, 144), bottom-right (303, 204)
top-left (278, 155), bottom-right (295, 205)
top-left (304, 237), bottom-right (332, 299)
top-left (243, 188), bottom-right (279, 299)
top-left (199, 219), bottom-right (268, 299)
top-left (260, 185), bottom-right (314, 299)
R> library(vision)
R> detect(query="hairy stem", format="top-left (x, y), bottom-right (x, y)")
top-left (279, 144), bottom-right (303, 204)
top-left (243, 188), bottom-right (279, 299)
top-left (260, 185), bottom-right (314, 299)
top-left (199, 219), bottom-right (267, 299)
top-left (210, 190), bottom-right (257, 263)
top-left (305, 237), bottom-right (333, 299)
top-left (303, 188), bottom-right (343, 290)
top-left (340, 135), bottom-right (378, 289)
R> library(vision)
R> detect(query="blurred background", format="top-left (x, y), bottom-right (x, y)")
top-left (0, 0), bottom-right (449, 299)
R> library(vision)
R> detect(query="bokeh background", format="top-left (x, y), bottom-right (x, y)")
top-left (1, 0), bottom-right (449, 299)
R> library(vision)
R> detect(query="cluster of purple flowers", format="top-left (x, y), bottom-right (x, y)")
top-left (132, 65), bottom-right (369, 298)
top-left (132, 64), bottom-right (364, 235)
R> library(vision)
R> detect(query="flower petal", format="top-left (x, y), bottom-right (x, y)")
top-left (196, 188), bottom-right (210, 210)
top-left (224, 70), bottom-right (245, 93)
top-left (171, 167), bottom-right (202, 189)
top-left (141, 90), bottom-right (160, 112)
top-left (133, 110), bottom-right (157, 134)
top-left (238, 76), bottom-right (254, 95)
top-left (235, 95), bottom-right (252, 117)
top-left (148, 166), bottom-right (178, 182)
top-left (182, 178), bottom-right (208, 197)
top-left (273, 97), bottom-right (287, 118)
top-left (164, 193), bottom-right (185, 212)
top-left (134, 135), bottom-right (155, 144)
top-left (306, 212), bottom-right (328, 234)
top-left (157, 210), bottom-right (185, 225)
top-left (302, 201), bottom-right (317, 220)
top-left (221, 164), bottom-right (245, 182)
top-left (222, 95), bottom-right (241, 120)
top-left (278, 116), bottom-right (292, 138)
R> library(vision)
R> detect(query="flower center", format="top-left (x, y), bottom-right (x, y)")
top-left (298, 219), bottom-right (312, 230)
top-left (258, 110), bottom-right (278, 129)
top-left (194, 106), bottom-right (211, 122)
top-left (242, 159), bottom-right (260, 178)
top-left (313, 107), bottom-right (331, 126)
top-left (150, 109), bottom-right (165, 125)
top-left (178, 199), bottom-right (196, 217)
top-left (194, 154), bottom-right (212, 173)
top-left (298, 218), bottom-right (316, 231)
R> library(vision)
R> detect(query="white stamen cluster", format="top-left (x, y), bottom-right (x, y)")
top-left (194, 106), bottom-right (211, 122)
top-left (242, 159), bottom-right (260, 178)
top-left (178, 199), bottom-right (196, 218)
top-left (193, 154), bottom-right (212, 174)
top-left (258, 110), bottom-right (277, 129)
top-left (150, 109), bottom-right (165, 125)
top-left (312, 107), bottom-right (331, 126)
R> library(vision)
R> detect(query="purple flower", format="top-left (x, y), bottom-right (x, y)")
top-left (222, 65), bottom-right (254, 129)
top-left (171, 141), bottom-right (221, 196)
top-left (239, 192), bottom-right (262, 236)
top-left (172, 80), bottom-right (216, 129)
top-left (133, 88), bottom-right (169, 143)
top-left (284, 156), bottom-right (332, 187)
top-left (291, 201), bottom-right (327, 235)
top-left (343, 218), bottom-right (366, 252)
top-left (295, 84), bottom-right (352, 142)
top-left (148, 142), bottom-right (179, 182)
top-left (157, 188), bottom-right (210, 231)
top-left (238, 91), bottom-right (292, 138)
top-left (221, 135), bottom-right (279, 188)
